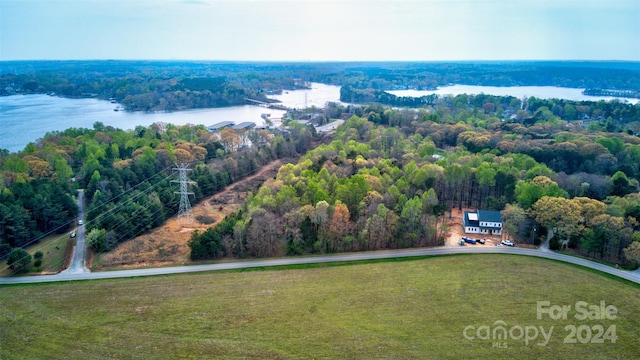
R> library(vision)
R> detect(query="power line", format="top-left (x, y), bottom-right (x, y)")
top-left (172, 163), bottom-right (196, 226)
top-left (0, 164), bottom-right (175, 258)
top-left (2, 141), bottom-right (291, 274)
top-left (1, 172), bottom-right (174, 275)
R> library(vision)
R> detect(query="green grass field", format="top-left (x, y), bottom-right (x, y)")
top-left (1, 233), bottom-right (71, 277)
top-left (1, 255), bottom-right (638, 359)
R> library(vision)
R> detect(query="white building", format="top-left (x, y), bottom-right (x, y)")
top-left (463, 210), bottom-right (503, 236)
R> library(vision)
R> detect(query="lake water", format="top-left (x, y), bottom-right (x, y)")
top-left (2, 83), bottom-right (635, 153)
top-left (387, 85), bottom-right (640, 105)
top-left (0, 83), bottom-right (342, 153)
top-left (267, 82), bottom-right (345, 109)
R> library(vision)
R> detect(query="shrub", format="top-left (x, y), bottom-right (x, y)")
top-left (7, 248), bottom-right (32, 271)
top-left (195, 215), bottom-right (216, 224)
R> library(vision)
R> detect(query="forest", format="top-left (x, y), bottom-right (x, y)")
top-left (2, 60), bottom-right (639, 112)
top-left (189, 104), bottom-right (640, 267)
top-left (2, 93), bottom-right (640, 267)
top-left (0, 118), bottom-right (315, 259)
top-left (2, 61), bottom-right (640, 270)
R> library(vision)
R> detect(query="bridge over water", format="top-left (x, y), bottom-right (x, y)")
top-left (245, 98), bottom-right (292, 111)
top-left (582, 88), bottom-right (640, 99)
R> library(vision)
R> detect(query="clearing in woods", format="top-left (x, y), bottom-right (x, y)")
top-left (93, 159), bottom-right (286, 270)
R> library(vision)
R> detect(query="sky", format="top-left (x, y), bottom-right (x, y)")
top-left (1, 0), bottom-right (639, 61)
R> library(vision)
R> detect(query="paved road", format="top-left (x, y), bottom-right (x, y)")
top-left (1, 246), bottom-right (638, 285)
top-left (59, 189), bottom-right (89, 275)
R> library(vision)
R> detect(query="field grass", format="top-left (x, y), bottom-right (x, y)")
top-left (1, 254), bottom-right (638, 359)
top-left (0, 233), bottom-right (71, 277)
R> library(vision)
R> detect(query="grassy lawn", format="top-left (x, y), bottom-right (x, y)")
top-left (1, 255), bottom-right (638, 359)
top-left (0, 233), bottom-right (72, 276)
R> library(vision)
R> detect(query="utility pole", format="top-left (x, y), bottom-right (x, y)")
top-left (172, 163), bottom-right (196, 226)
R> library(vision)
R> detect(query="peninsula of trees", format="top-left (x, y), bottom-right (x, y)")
top-left (2, 60), bottom-right (639, 112)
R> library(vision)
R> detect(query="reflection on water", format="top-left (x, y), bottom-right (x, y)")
top-left (267, 83), bottom-right (344, 109)
top-left (387, 85), bottom-right (639, 104)
top-left (4, 82), bottom-right (631, 153)
top-left (0, 83), bottom-right (342, 153)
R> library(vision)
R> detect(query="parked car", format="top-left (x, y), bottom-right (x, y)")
top-left (463, 237), bottom-right (477, 245)
top-left (501, 239), bottom-right (515, 247)
top-left (477, 238), bottom-right (486, 244)
top-left (78, 219), bottom-right (83, 225)
top-left (70, 231), bottom-right (76, 238)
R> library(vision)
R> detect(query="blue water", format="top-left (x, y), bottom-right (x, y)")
top-left (387, 85), bottom-right (639, 104)
top-left (0, 83), bottom-right (347, 153)
top-left (4, 83), bottom-right (630, 153)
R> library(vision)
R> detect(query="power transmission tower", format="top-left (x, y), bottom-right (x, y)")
top-left (172, 163), bottom-right (196, 226)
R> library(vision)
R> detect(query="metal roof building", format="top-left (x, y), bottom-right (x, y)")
top-left (477, 210), bottom-right (503, 224)
top-left (207, 121), bottom-right (234, 132)
top-left (232, 122), bottom-right (256, 130)
top-left (463, 210), bottom-right (503, 236)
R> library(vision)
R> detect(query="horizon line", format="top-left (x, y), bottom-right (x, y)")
top-left (2, 59), bottom-right (640, 63)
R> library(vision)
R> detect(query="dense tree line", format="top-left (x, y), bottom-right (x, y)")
top-left (191, 120), bottom-right (450, 260)
top-left (82, 121), bottom-right (314, 252)
top-left (3, 61), bottom-right (640, 267)
top-left (0, 61), bottom-right (308, 112)
top-left (3, 61), bottom-right (639, 113)
top-left (341, 87), bottom-right (640, 130)
top-left (0, 150), bottom-right (78, 258)
top-left (309, 61), bottom-right (640, 92)
top-left (340, 85), bottom-right (437, 107)
top-left (191, 101), bottom-right (640, 266)
top-left (1, 118), bottom-right (316, 258)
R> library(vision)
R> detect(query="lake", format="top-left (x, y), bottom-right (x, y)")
top-left (268, 82), bottom-right (345, 109)
top-left (2, 83), bottom-right (636, 153)
top-left (387, 85), bottom-right (640, 105)
top-left (0, 83), bottom-right (343, 153)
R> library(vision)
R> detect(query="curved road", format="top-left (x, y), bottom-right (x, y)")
top-left (1, 246), bottom-right (638, 285)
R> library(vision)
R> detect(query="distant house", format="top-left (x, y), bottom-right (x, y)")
top-left (463, 210), bottom-right (503, 236)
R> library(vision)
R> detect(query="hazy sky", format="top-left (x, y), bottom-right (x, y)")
top-left (1, 0), bottom-right (639, 61)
